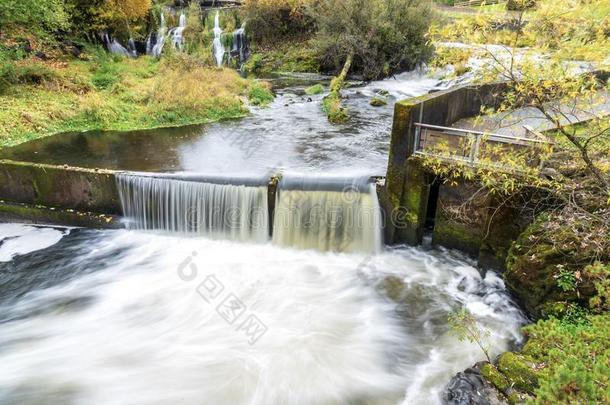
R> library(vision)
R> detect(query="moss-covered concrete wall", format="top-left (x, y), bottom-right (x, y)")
top-left (0, 159), bottom-right (121, 227)
top-left (380, 82), bottom-right (528, 269)
top-left (382, 82), bottom-right (509, 247)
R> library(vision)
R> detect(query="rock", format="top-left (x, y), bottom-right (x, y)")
top-left (369, 96), bottom-right (387, 107)
top-left (496, 352), bottom-right (539, 394)
top-left (305, 84), bottom-right (324, 95)
top-left (443, 362), bottom-right (509, 405)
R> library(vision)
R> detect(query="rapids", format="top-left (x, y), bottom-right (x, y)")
top-left (0, 227), bottom-right (525, 404)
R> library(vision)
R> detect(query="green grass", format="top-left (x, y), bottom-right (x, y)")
top-left (0, 51), bottom-right (271, 148)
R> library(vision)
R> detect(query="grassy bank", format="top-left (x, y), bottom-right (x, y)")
top-left (0, 49), bottom-right (273, 148)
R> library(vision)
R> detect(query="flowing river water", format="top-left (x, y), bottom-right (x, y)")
top-left (0, 70), bottom-right (526, 404)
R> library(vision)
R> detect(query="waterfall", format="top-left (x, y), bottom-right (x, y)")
top-left (231, 24), bottom-right (248, 67)
top-left (103, 33), bottom-right (132, 58)
top-left (149, 13), bottom-right (167, 58)
top-left (116, 173), bottom-right (270, 242)
top-left (212, 11), bottom-right (225, 67)
top-left (169, 13), bottom-right (187, 50)
top-left (272, 175), bottom-right (383, 253)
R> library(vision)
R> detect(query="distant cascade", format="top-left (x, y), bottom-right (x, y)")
top-left (212, 11), bottom-right (225, 66)
top-left (169, 13), bottom-right (187, 50)
top-left (148, 13), bottom-right (168, 57)
top-left (230, 24), bottom-right (248, 67)
top-left (103, 33), bottom-right (134, 58)
top-left (116, 173), bottom-right (270, 242)
top-left (272, 175), bottom-right (383, 253)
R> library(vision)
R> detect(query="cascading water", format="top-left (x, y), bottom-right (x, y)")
top-left (231, 24), bottom-right (248, 67)
top-left (103, 33), bottom-right (132, 58)
top-left (272, 175), bottom-right (383, 253)
top-left (212, 11), bottom-right (225, 67)
top-left (148, 13), bottom-right (167, 57)
top-left (169, 13), bottom-right (187, 50)
top-left (116, 173), bottom-right (269, 242)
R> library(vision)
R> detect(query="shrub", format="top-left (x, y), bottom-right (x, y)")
top-left (0, 0), bottom-right (68, 33)
top-left (0, 57), bottom-right (17, 93)
top-left (242, 0), bottom-right (315, 42)
top-left (308, 0), bottom-right (433, 80)
top-left (521, 314), bottom-right (610, 404)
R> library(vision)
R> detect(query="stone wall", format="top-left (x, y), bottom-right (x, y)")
top-left (0, 159), bottom-right (122, 227)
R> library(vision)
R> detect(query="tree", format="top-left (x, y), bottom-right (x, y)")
top-left (309, 0), bottom-right (432, 81)
top-left (309, 0), bottom-right (432, 122)
top-left (448, 308), bottom-right (492, 363)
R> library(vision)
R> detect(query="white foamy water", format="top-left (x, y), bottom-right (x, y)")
top-left (0, 229), bottom-right (525, 404)
top-left (0, 224), bottom-right (68, 262)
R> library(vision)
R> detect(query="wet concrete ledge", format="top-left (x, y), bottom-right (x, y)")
top-left (0, 159), bottom-right (122, 228)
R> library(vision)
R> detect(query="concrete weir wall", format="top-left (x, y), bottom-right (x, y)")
top-left (0, 159), bottom-right (122, 227)
top-left (381, 82), bottom-right (526, 270)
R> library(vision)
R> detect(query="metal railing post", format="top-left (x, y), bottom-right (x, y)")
top-left (469, 133), bottom-right (481, 163)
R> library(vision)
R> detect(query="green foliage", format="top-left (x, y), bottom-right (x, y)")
top-left (521, 314), bottom-right (610, 404)
top-left (248, 83), bottom-right (274, 106)
top-left (241, 0), bottom-right (314, 43)
top-left (506, 208), bottom-right (610, 316)
top-left (305, 83), bottom-right (324, 95)
top-left (585, 262), bottom-right (610, 312)
top-left (244, 43), bottom-right (320, 76)
top-left (0, 0), bottom-right (68, 33)
top-left (308, 0), bottom-right (433, 80)
top-left (91, 62), bottom-right (121, 90)
top-left (448, 308), bottom-right (492, 363)
top-left (555, 266), bottom-right (577, 292)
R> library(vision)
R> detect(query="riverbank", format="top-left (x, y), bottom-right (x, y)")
top-left (0, 49), bottom-right (273, 148)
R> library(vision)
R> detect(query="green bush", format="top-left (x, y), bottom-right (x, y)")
top-left (522, 314), bottom-right (610, 404)
top-left (0, 57), bottom-right (17, 93)
top-left (241, 0), bottom-right (315, 43)
top-left (308, 0), bottom-right (433, 80)
top-left (0, 0), bottom-right (68, 33)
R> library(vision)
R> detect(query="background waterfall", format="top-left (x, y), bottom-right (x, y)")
top-left (272, 175), bottom-right (383, 253)
top-left (148, 13), bottom-right (167, 57)
top-left (169, 13), bottom-right (187, 50)
top-left (116, 173), bottom-right (269, 242)
top-left (212, 11), bottom-right (225, 66)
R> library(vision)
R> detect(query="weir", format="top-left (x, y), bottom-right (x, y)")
top-left (116, 173), bottom-right (269, 242)
top-left (115, 172), bottom-right (383, 253)
top-left (272, 175), bottom-right (383, 253)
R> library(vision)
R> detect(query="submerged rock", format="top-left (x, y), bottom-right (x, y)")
top-left (443, 362), bottom-right (508, 405)
top-left (369, 96), bottom-right (388, 107)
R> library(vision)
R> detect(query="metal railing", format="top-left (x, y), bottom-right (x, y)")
top-left (413, 123), bottom-right (554, 170)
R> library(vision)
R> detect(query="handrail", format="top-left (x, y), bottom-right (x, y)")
top-left (413, 123), bottom-right (554, 145)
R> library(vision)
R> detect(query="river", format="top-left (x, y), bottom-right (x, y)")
top-left (0, 70), bottom-right (525, 404)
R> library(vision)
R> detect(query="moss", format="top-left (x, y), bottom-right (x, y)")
top-left (305, 83), bottom-right (324, 95)
top-left (497, 352), bottom-right (539, 394)
top-left (480, 363), bottom-right (510, 392)
top-left (244, 42), bottom-right (320, 76)
top-left (322, 92), bottom-right (348, 123)
top-left (369, 96), bottom-right (387, 106)
top-left (0, 200), bottom-right (120, 228)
